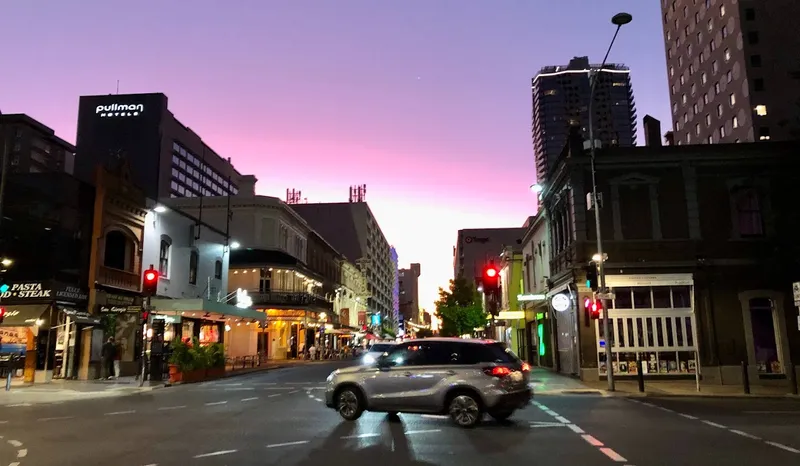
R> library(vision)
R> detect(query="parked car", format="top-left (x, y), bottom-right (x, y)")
top-left (325, 338), bottom-right (532, 428)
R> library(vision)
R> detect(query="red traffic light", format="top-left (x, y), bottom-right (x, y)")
top-left (0, 307), bottom-right (5, 318)
top-left (485, 268), bottom-right (497, 278)
top-left (584, 297), bottom-right (603, 319)
top-left (144, 270), bottom-right (158, 283)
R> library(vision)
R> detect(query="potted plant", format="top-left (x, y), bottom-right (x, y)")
top-left (205, 343), bottom-right (226, 379)
top-left (168, 339), bottom-right (193, 383)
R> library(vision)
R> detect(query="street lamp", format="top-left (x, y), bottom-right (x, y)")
top-left (589, 12), bottom-right (632, 392)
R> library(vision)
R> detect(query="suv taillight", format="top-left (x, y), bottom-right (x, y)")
top-left (521, 362), bottom-right (531, 372)
top-left (484, 366), bottom-right (512, 378)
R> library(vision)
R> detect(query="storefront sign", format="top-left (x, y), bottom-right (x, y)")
top-left (1, 283), bottom-right (51, 299)
top-left (0, 282), bottom-right (88, 302)
top-left (153, 314), bottom-right (181, 324)
top-left (55, 286), bottom-right (88, 302)
top-left (517, 293), bottom-right (547, 302)
top-left (62, 308), bottom-right (102, 325)
top-left (96, 103), bottom-right (144, 117)
top-left (236, 289), bottom-right (252, 308)
top-left (551, 293), bottom-right (571, 312)
top-left (98, 305), bottom-right (142, 313)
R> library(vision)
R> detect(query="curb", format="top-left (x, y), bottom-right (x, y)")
top-left (613, 391), bottom-right (800, 400)
top-left (163, 365), bottom-right (287, 387)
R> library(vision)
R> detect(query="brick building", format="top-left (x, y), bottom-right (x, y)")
top-left (541, 129), bottom-right (800, 388)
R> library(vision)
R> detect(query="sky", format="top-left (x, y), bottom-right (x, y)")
top-left (1, 0), bottom-right (670, 316)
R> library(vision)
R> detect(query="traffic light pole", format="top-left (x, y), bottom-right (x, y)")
top-left (139, 295), bottom-right (151, 387)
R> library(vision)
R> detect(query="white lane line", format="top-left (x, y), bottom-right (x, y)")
top-left (0, 421), bottom-right (8, 424)
top-left (268, 394), bottom-right (282, 398)
top-left (405, 429), bottom-right (441, 435)
top-left (266, 440), bottom-right (310, 448)
top-left (744, 411), bottom-right (800, 414)
top-left (7, 440), bottom-right (22, 447)
top-left (530, 422), bottom-right (568, 428)
top-left (224, 387), bottom-right (256, 391)
top-left (342, 433), bottom-right (380, 439)
top-left (5, 403), bottom-right (31, 407)
top-left (567, 424), bottom-right (585, 434)
top-left (105, 410), bottom-right (136, 416)
top-left (730, 430), bottom-right (761, 440)
top-left (657, 406), bottom-right (674, 413)
top-left (599, 447), bottom-right (628, 462)
top-left (313, 397), bottom-right (323, 402)
top-left (288, 390), bottom-right (299, 394)
top-left (241, 397), bottom-right (259, 402)
top-left (554, 415), bottom-right (570, 424)
top-left (641, 402), bottom-right (656, 408)
top-left (254, 382), bottom-right (276, 385)
top-left (679, 413), bottom-right (699, 420)
top-left (194, 450), bottom-right (238, 458)
top-left (582, 434), bottom-right (604, 446)
top-left (219, 383), bottom-right (243, 386)
top-left (157, 405), bottom-right (186, 411)
top-left (205, 401), bottom-right (228, 406)
top-left (764, 441), bottom-right (800, 454)
top-left (37, 416), bottom-right (74, 422)
top-left (17, 449), bottom-right (27, 458)
top-left (8, 462), bottom-right (19, 466)
top-left (701, 420), bottom-right (727, 429)
top-left (421, 415), bottom-right (448, 420)
top-left (292, 382), bottom-right (312, 385)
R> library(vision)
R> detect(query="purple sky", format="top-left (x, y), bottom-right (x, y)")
top-left (2, 0), bottom-right (669, 314)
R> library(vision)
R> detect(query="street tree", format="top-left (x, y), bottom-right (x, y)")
top-left (435, 277), bottom-right (487, 337)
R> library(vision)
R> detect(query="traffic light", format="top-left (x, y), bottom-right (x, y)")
top-left (584, 263), bottom-right (599, 291)
top-left (0, 307), bottom-right (5, 324)
top-left (584, 297), bottom-right (603, 320)
top-left (142, 266), bottom-right (159, 297)
top-left (482, 264), bottom-right (500, 292)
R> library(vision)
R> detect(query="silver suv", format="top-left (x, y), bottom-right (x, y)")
top-left (324, 338), bottom-right (532, 428)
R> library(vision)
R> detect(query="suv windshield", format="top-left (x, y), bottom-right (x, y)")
top-left (483, 343), bottom-right (521, 363)
top-left (369, 343), bottom-right (395, 353)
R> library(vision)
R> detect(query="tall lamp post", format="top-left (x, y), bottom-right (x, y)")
top-left (589, 12), bottom-right (633, 392)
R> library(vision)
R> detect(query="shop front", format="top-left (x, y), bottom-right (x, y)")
top-left (88, 288), bottom-right (145, 379)
top-left (255, 309), bottom-right (324, 360)
top-left (0, 281), bottom-right (91, 384)
top-left (597, 274), bottom-right (698, 378)
top-left (546, 283), bottom-right (580, 376)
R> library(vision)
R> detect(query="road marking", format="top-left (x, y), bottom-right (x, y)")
top-left (241, 397), bottom-right (259, 402)
top-left (158, 405), bottom-right (186, 411)
top-left (17, 449), bottom-right (27, 458)
top-left (582, 434), bottom-right (604, 446)
top-left (405, 429), bottom-right (441, 435)
top-left (0, 421), bottom-right (8, 424)
top-left (421, 415), bottom-right (448, 419)
top-left (765, 441), bottom-right (800, 454)
top-left (288, 390), bottom-right (299, 394)
top-left (313, 397), bottom-right (323, 402)
top-left (599, 447), bottom-right (628, 462)
top-left (224, 387), bottom-right (256, 391)
top-left (293, 382), bottom-right (311, 384)
top-left (744, 411), bottom-right (800, 414)
top-left (205, 401), bottom-right (228, 406)
top-left (266, 440), bottom-right (310, 448)
top-left (268, 394), bottom-right (281, 398)
top-left (254, 382), bottom-right (276, 385)
top-left (9, 463), bottom-right (19, 466)
top-left (342, 433), bottom-right (380, 439)
top-left (530, 421), bottom-right (568, 429)
top-left (219, 383), bottom-right (243, 386)
top-left (730, 430), bottom-right (761, 440)
top-left (37, 416), bottom-right (74, 422)
top-left (7, 440), bottom-right (22, 447)
top-left (194, 450), bottom-right (238, 458)
top-left (702, 420), bottom-right (727, 429)
top-left (657, 406), bottom-right (674, 413)
top-left (554, 415), bottom-right (570, 424)
top-left (567, 424), bottom-right (585, 434)
top-left (5, 403), bottom-right (31, 407)
top-left (105, 410), bottom-right (136, 416)
top-left (679, 413), bottom-right (698, 420)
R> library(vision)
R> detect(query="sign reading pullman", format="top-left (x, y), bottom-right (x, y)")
top-left (96, 103), bottom-right (144, 118)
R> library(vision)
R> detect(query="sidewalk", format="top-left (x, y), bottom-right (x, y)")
top-left (530, 367), bottom-right (606, 395)
top-left (582, 378), bottom-right (800, 399)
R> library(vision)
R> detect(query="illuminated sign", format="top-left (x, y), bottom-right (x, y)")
top-left (517, 294), bottom-right (546, 302)
top-left (1, 283), bottom-right (51, 299)
top-left (551, 293), bottom-right (571, 312)
top-left (236, 288), bottom-right (253, 309)
top-left (96, 103), bottom-right (144, 118)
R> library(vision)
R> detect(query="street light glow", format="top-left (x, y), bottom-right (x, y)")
top-left (530, 183), bottom-right (544, 193)
top-left (230, 241), bottom-right (241, 249)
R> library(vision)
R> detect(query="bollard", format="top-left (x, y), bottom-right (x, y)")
top-left (637, 358), bottom-right (645, 393)
top-left (788, 362), bottom-right (798, 396)
top-left (5, 371), bottom-right (11, 392)
top-left (741, 361), bottom-right (750, 394)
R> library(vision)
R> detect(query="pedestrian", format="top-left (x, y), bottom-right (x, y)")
top-left (308, 344), bottom-right (317, 361)
top-left (114, 341), bottom-right (122, 378)
top-left (102, 337), bottom-right (116, 379)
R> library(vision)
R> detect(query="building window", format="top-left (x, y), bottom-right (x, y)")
top-left (714, 82), bottom-right (721, 94)
top-left (701, 72), bottom-right (707, 84)
top-left (695, 12), bottom-right (700, 25)
top-left (759, 127), bottom-right (771, 141)
top-left (721, 25), bottom-right (728, 38)
top-left (754, 78), bottom-right (765, 91)
top-left (669, 66), bottom-right (674, 77)
top-left (695, 124), bottom-right (701, 135)
top-left (693, 103), bottom-right (699, 115)
top-left (672, 103), bottom-right (678, 114)
top-left (755, 105), bottom-right (768, 116)
top-left (751, 55), bottom-right (762, 67)
top-left (705, 114), bottom-right (712, 126)
top-left (729, 93), bottom-right (736, 106)
top-left (745, 8), bottom-right (755, 21)
top-left (680, 75), bottom-right (685, 85)
top-left (717, 104), bottom-right (723, 117)
top-left (733, 116), bottom-right (739, 128)
top-left (724, 48), bottom-right (731, 61)
top-left (707, 135), bottom-right (714, 144)
top-left (689, 64), bottom-right (695, 75)
top-left (719, 126), bottom-right (726, 138)
top-left (214, 260), bottom-right (223, 279)
top-left (159, 236), bottom-right (171, 276)
top-left (732, 187), bottom-right (764, 237)
top-left (748, 298), bottom-right (782, 374)
top-left (682, 94), bottom-right (687, 104)
top-left (726, 70), bottom-right (733, 83)
top-left (748, 31), bottom-right (760, 45)
top-left (104, 230), bottom-right (133, 271)
top-left (710, 40), bottom-right (716, 52)
top-left (691, 83), bottom-right (697, 95)
top-left (707, 18), bottom-right (713, 31)
top-left (699, 52), bottom-right (705, 63)
top-left (703, 93), bottom-right (709, 104)
top-left (712, 60), bottom-right (719, 73)
top-left (189, 250), bottom-right (199, 285)
top-left (720, 4), bottom-right (726, 16)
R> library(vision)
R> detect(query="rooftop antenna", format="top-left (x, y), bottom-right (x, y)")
top-left (286, 189), bottom-right (302, 204)
top-left (349, 184), bottom-right (366, 203)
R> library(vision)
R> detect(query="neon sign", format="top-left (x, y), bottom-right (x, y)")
top-left (96, 103), bottom-right (144, 118)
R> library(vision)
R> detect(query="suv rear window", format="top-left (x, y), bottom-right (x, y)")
top-left (460, 342), bottom-right (521, 365)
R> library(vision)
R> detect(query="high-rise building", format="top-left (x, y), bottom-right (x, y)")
top-left (74, 93), bottom-right (244, 200)
top-left (289, 202), bottom-right (394, 320)
top-left (662, 0), bottom-right (800, 145)
top-left (454, 228), bottom-right (525, 288)
top-left (390, 247), bottom-right (400, 332)
top-left (399, 263), bottom-right (421, 324)
top-left (532, 56), bottom-right (636, 181)
top-left (0, 113), bottom-right (75, 174)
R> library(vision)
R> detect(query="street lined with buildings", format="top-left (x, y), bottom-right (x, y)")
top-left (0, 363), bottom-right (798, 465)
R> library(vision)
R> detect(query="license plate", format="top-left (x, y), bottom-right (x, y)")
top-left (510, 372), bottom-right (523, 382)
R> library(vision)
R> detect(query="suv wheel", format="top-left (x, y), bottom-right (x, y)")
top-left (336, 388), bottom-right (364, 421)
top-left (448, 393), bottom-right (482, 428)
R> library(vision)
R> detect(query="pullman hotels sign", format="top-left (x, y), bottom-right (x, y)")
top-left (96, 103), bottom-right (144, 118)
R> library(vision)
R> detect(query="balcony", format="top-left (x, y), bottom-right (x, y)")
top-left (250, 291), bottom-right (333, 311)
top-left (98, 265), bottom-right (141, 292)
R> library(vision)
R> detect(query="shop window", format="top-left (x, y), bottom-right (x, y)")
top-left (672, 286), bottom-right (691, 308)
top-left (104, 230), bottom-right (133, 271)
top-left (188, 250), bottom-right (199, 285)
top-left (159, 236), bottom-right (171, 277)
top-left (613, 287), bottom-right (633, 309)
top-left (749, 298), bottom-right (782, 373)
top-left (732, 187), bottom-right (764, 237)
top-left (214, 259), bottom-right (223, 279)
top-left (652, 287), bottom-right (672, 308)
top-left (633, 288), bottom-right (652, 309)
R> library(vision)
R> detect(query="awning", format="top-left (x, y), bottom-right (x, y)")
top-left (61, 307), bottom-right (102, 325)
top-left (150, 298), bottom-right (266, 322)
top-left (0, 304), bottom-right (51, 327)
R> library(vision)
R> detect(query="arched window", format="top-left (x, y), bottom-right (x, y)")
top-left (214, 259), bottom-right (223, 279)
top-left (189, 250), bottom-right (199, 285)
top-left (159, 235), bottom-right (172, 276)
top-left (104, 230), bottom-right (132, 271)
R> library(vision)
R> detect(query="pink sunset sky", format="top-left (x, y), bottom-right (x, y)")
top-left (2, 0), bottom-right (670, 314)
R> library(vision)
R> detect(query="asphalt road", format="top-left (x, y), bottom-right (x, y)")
top-left (0, 362), bottom-right (798, 466)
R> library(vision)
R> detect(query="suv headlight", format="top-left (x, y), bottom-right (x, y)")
top-left (362, 354), bottom-right (376, 365)
top-left (326, 370), bottom-right (339, 383)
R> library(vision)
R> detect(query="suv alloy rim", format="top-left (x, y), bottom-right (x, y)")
top-left (450, 395), bottom-right (479, 426)
top-left (338, 390), bottom-right (359, 417)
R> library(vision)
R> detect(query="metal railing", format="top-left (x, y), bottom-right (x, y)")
top-left (225, 353), bottom-right (268, 371)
